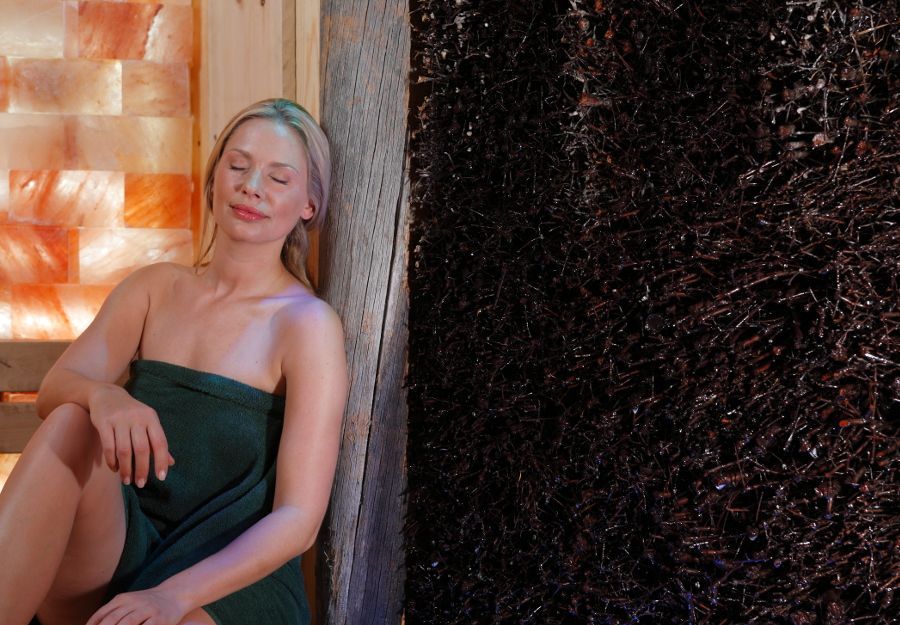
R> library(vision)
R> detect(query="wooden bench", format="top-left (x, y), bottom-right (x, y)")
top-left (0, 340), bottom-right (69, 453)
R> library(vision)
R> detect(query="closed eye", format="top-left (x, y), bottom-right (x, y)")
top-left (229, 165), bottom-right (246, 171)
top-left (271, 176), bottom-right (288, 185)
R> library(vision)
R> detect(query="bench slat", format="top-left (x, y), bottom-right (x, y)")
top-left (0, 403), bottom-right (41, 453)
top-left (0, 341), bottom-right (70, 391)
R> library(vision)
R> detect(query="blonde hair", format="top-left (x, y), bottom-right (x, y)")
top-left (197, 98), bottom-right (331, 289)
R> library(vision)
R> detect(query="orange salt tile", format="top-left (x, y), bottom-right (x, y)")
top-left (78, 3), bottom-right (191, 63)
top-left (0, 285), bottom-right (10, 339)
top-left (79, 227), bottom-right (192, 284)
top-left (0, 225), bottom-right (68, 284)
top-left (64, 1), bottom-right (79, 58)
top-left (67, 115), bottom-right (192, 173)
top-left (0, 1), bottom-right (65, 58)
top-left (77, 2), bottom-right (156, 60)
top-left (8, 58), bottom-right (122, 115)
top-left (0, 170), bottom-right (8, 222)
top-left (144, 5), bottom-right (192, 64)
top-left (105, 0), bottom-right (191, 5)
top-left (10, 170), bottom-right (124, 228)
top-left (68, 229), bottom-right (80, 283)
top-left (0, 57), bottom-right (8, 111)
top-left (0, 113), bottom-right (66, 170)
top-left (10, 283), bottom-right (112, 340)
top-left (2, 392), bottom-right (37, 403)
top-left (125, 173), bottom-right (191, 228)
top-left (122, 61), bottom-right (189, 117)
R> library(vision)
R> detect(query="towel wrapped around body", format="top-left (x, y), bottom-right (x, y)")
top-left (105, 358), bottom-right (310, 625)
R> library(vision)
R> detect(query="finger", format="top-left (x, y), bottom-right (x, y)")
top-left (130, 426), bottom-right (151, 488)
top-left (114, 425), bottom-right (133, 485)
top-left (92, 604), bottom-right (132, 625)
top-left (118, 609), bottom-right (152, 625)
top-left (102, 608), bottom-right (138, 625)
top-left (96, 423), bottom-right (119, 472)
top-left (147, 422), bottom-right (171, 481)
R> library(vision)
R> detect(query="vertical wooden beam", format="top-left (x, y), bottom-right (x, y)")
top-left (319, 1), bottom-right (409, 623)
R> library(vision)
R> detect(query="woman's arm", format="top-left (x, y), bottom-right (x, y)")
top-left (88, 299), bottom-right (349, 625)
top-left (37, 266), bottom-right (154, 417)
top-left (37, 264), bottom-right (174, 486)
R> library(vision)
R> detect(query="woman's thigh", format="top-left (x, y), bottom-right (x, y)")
top-left (35, 403), bottom-right (127, 624)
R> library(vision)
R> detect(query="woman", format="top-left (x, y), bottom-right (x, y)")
top-left (0, 99), bottom-right (348, 625)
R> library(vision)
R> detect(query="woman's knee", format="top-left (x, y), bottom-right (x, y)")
top-left (34, 403), bottom-right (100, 476)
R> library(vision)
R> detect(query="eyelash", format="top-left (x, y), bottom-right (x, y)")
top-left (229, 165), bottom-right (288, 185)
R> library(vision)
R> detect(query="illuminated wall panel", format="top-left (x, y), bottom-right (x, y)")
top-left (0, 1), bottom-right (194, 340)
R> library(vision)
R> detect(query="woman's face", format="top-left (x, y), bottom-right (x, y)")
top-left (212, 117), bottom-right (314, 245)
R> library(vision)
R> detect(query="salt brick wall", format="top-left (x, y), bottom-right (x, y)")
top-left (0, 0), bottom-right (194, 339)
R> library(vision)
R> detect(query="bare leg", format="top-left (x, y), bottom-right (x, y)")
top-left (0, 403), bottom-right (126, 625)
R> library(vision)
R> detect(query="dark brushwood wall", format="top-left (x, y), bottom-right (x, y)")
top-left (318, 1), bottom-right (409, 623)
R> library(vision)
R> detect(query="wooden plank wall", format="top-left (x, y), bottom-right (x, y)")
top-left (319, 1), bottom-right (410, 623)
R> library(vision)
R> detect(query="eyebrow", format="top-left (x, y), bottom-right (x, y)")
top-left (226, 148), bottom-right (301, 173)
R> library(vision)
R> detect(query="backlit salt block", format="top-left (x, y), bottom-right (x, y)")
top-left (0, 1), bottom-right (64, 58)
top-left (10, 170), bottom-right (124, 227)
top-left (0, 113), bottom-right (66, 170)
top-left (67, 115), bottom-right (192, 174)
top-left (10, 283), bottom-right (112, 340)
top-left (2, 392), bottom-right (37, 403)
top-left (0, 224), bottom-right (68, 284)
top-left (104, 0), bottom-right (191, 5)
top-left (79, 227), bottom-right (192, 284)
top-left (64, 1), bottom-right (79, 59)
top-left (8, 58), bottom-right (121, 115)
top-left (0, 57), bottom-right (8, 111)
top-left (144, 5), bottom-right (192, 64)
top-left (78, 3), bottom-right (192, 63)
top-left (122, 61), bottom-right (189, 117)
top-left (124, 173), bottom-right (190, 228)
top-left (0, 169), bottom-right (8, 222)
top-left (0, 285), bottom-right (10, 338)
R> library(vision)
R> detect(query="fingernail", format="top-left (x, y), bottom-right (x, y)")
top-left (158, 470), bottom-right (167, 480)
top-left (123, 477), bottom-right (131, 486)
top-left (137, 478), bottom-right (146, 488)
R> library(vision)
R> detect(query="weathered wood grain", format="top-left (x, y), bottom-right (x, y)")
top-left (0, 340), bottom-right (67, 452)
top-left (319, 0), bottom-right (409, 622)
top-left (0, 340), bottom-right (69, 391)
top-left (0, 404), bottom-right (41, 453)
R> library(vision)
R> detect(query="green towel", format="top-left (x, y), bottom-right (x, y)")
top-left (106, 359), bottom-right (310, 625)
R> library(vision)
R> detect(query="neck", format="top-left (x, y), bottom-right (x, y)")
top-left (200, 238), bottom-right (292, 298)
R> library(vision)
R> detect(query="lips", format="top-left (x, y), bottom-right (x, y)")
top-left (231, 204), bottom-right (267, 221)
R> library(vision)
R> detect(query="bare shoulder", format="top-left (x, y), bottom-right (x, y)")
top-left (274, 293), bottom-right (346, 374)
top-left (276, 293), bottom-right (344, 346)
top-left (115, 261), bottom-right (193, 295)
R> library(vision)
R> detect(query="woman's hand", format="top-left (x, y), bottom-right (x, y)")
top-left (88, 384), bottom-right (174, 488)
top-left (86, 587), bottom-right (188, 625)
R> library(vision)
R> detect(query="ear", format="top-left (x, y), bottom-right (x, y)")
top-left (299, 200), bottom-right (316, 222)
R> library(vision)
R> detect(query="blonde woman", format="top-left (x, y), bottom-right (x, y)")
top-left (0, 99), bottom-right (347, 625)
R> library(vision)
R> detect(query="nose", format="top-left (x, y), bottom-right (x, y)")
top-left (240, 168), bottom-right (263, 196)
